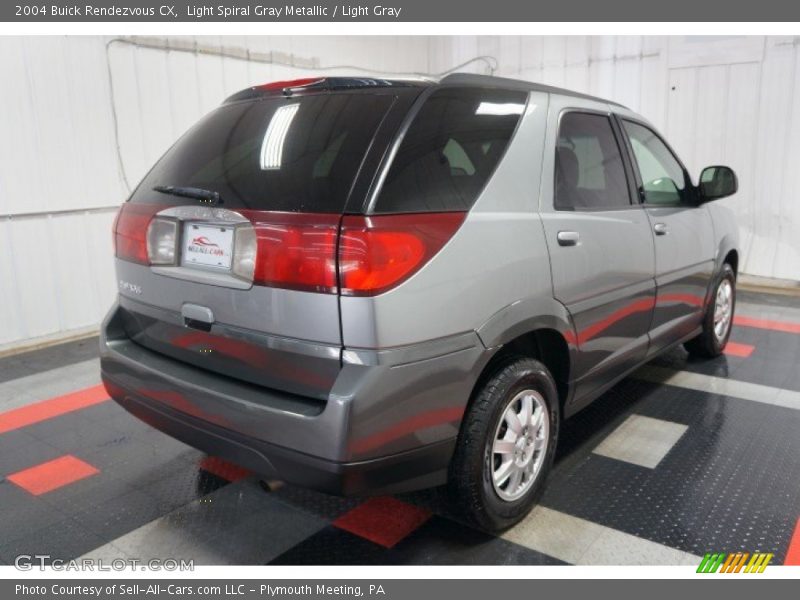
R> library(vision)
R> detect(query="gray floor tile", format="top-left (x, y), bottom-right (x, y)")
top-left (592, 414), bottom-right (688, 469)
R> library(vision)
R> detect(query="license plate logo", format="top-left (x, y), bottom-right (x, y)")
top-left (182, 223), bottom-right (234, 270)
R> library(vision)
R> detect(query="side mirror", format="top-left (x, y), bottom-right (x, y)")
top-left (698, 165), bottom-right (738, 202)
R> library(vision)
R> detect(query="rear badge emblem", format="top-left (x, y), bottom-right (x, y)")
top-left (119, 280), bottom-right (142, 295)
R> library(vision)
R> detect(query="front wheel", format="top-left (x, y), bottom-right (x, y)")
top-left (448, 357), bottom-right (560, 532)
top-left (685, 263), bottom-right (736, 358)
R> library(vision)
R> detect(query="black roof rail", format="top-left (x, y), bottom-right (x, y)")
top-left (438, 73), bottom-right (628, 109)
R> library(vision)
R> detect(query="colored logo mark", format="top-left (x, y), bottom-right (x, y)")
top-left (697, 552), bottom-right (774, 573)
top-left (191, 236), bottom-right (219, 247)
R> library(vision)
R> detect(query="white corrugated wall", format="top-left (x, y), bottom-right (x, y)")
top-left (2, 35), bottom-right (799, 351)
top-left (0, 35), bottom-right (434, 351)
top-left (430, 35), bottom-right (800, 284)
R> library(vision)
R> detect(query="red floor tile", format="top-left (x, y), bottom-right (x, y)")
top-left (0, 384), bottom-right (109, 434)
top-left (333, 497), bottom-right (432, 548)
top-left (734, 315), bottom-right (800, 335)
top-left (784, 518), bottom-right (800, 565)
top-left (7, 455), bottom-right (100, 495)
top-left (723, 341), bottom-right (755, 358)
top-left (199, 456), bottom-right (252, 482)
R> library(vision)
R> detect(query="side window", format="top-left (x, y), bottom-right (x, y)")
top-left (373, 87), bottom-right (527, 213)
top-left (622, 120), bottom-right (690, 205)
top-left (555, 112), bottom-right (631, 211)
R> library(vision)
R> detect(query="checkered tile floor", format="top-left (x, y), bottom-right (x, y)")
top-left (1, 290), bottom-right (799, 566)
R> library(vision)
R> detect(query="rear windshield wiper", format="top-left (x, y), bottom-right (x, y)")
top-left (153, 185), bottom-right (223, 205)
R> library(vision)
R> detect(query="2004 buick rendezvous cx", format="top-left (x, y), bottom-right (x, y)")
top-left (101, 74), bottom-right (739, 530)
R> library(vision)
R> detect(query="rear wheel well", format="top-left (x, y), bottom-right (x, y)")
top-left (724, 249), bottom-right (738, 277)
top-left (474, 329), bottom-right (570, 409)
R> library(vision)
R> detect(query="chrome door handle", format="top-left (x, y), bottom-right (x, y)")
top-left (557, 231), bottom-right (580, 246)
top-left (653, 223), bottom-right (668, 236)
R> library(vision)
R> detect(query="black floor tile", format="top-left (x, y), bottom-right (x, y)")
top-left (139, 467), bottom-right (229, 513)
top-left (268, 526), bottom-right (397, 565)
top-left (71, 488), bottom-right (166, 543)
top-left (0, 428), bottom-right (41, 456)
top-left (542, 383), bottom-right (800, 563)
top-left (0, 516), bottom-right (106, 564)
top-left (0, 336), bottom-right (99, 385)
top-left (270, 485), bottom-right (363, 521)
top-left (30, 419), bottom-right (133, 455)
top-left (650, 325), bottom-right (800, 391)
top-left (38, 470), bottom-right (140, 516)
top-left (0, 440), bottom-right (64, 477)
top-left (0, 480), bottom-right (70, 541)
top-left (391, 516), bottom-right (566, 565)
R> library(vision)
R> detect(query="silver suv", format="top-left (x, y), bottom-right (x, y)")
top-left (101, 74), bottom-right (739, 530)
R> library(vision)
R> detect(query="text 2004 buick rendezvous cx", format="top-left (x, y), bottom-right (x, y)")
top-left (101, 74), bottom-right (739, 530)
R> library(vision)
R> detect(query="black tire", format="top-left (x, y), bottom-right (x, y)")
top-left (448, 356), bottom-right (560, 532)
top-left (684, 263), bottom-right (736, 358)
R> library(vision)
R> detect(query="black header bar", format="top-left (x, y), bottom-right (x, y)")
top-left (3, 0), bottom-right (800, 22)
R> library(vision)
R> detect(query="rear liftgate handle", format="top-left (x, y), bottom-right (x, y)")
top-left (182, 303), bottom-right (215, 332)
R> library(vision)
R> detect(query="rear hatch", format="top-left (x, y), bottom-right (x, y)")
top-left (112, 81), bottom-right (420, 400)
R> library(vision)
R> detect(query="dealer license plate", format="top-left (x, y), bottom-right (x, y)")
top-left (181, 223), bottom-right (234, 271)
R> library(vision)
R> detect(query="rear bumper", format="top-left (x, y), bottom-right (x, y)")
top-left (100, 302), bottom-right (487, 495)
top-left (111, 389), bottom-right (456, 496)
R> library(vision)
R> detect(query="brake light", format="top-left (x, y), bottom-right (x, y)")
top-left (338, 213), bottom-right (466, 296)
top-left (241, 211), bottom-right (340, 294)
top-left (114, 203), bottom-right (163, 265)
top-left (257, 77), bottom-right (324, 92)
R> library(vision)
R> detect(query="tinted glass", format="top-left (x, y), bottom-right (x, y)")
top-left (129, 94), bottom-right (393, 213)
top-left (373, 88), bottom-right (526, 213)
top-left (555, 112), bottom-right (631, 210)
top-left (623, 120), bottom-right (690, 205)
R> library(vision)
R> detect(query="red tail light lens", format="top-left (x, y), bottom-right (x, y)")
top-left (241, 211), bottom-right (340, 293)
top-left (114, 203), bottom-right (162, 265)
top-left (113, 205), bottom-right (464, 297)
top-left (339, 213), bottom-right (466, 296)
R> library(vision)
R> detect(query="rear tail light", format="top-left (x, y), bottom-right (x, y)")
top-left (240, 211), bottom-right (340, 294)
top-left (232, 226), bottom-right (257, 281)
top-left (338, 213), bottom-right (466, 296)
top-left (146, 218), bottom-right (178, 265)
top-left (114, 205), bottom-right (464, 296)
top-left (114, 203), bottom-right (163, 265)
top-left (238, 211), bottom-right (464, 295)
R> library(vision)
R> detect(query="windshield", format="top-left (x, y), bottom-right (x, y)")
top-left (129, 93), bottom-right (394, 213)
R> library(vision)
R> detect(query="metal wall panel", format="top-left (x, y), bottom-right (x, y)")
top-left (0, 35), bottom-right (433, 351)
top-left (430, 35), bottom-right (800, 282)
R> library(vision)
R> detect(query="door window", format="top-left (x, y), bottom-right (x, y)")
top-left (373, 87), bottom-right (527, 213)
top-left (555, 112), bottom-right (631, 211)
top-left (622, 120), bottom-right (690, 205)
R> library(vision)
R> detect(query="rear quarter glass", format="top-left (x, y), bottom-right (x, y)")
top-left (372, 87), bottom-right (527, 214)
top-left (128, 93), bottom-right (395, 213)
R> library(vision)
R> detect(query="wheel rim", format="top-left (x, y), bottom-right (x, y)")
top-left (490, 389), bottom-right (549, 502)
top-left (713, 278), bottom-right (733, 342)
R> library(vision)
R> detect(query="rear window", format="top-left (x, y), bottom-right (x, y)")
top-left (373, 87), bottom-right (527, 213)
top-left (129, 94), bottom-right (394, 213)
